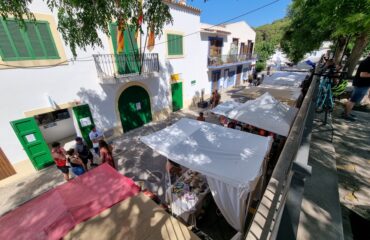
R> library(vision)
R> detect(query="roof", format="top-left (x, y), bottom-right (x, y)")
top-left (200, 23), bottom-right (231, 35)
top-left (163, 0), bottom-right (201, 15)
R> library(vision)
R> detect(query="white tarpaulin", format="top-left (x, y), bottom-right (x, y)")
top-left (228, 92), bottom-right (298, 137)
top-left (262, 71), bottom-right (308, 88)
top-left (210, 100), bottom-right (243, 116)
top-left (141, 118), bottom-right (272, 231)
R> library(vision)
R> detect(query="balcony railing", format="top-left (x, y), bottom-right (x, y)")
top-left (93, 53), bottom-right (159, 81)
top-left (208, 54), bottom-right (257, 67)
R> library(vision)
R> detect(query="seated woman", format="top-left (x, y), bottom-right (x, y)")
top-left (66, 149), bottom-right (87, 176)
top-left (166, 160), bottom-right (182, 184)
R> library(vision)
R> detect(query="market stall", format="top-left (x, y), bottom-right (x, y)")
top-left (232, 85), bottom-right (302, 107)
top-left (227, 92), bottom-right (298, 137)
top-left (262, 71), bottom-right (308, 88)
top-left (141, 118), bottom-right (272, 233)
top-left (210, 100), bottom-right (243, 116)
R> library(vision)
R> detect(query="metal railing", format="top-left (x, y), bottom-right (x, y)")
top-left (93, 53), bottom-right (159, 81)
top-left (208, 54), bottom-right (257, 67)
top-left (245, 71), bottom-right (318, 240)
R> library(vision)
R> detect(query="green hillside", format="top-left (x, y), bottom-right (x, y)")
top-left (254, 18), bottom-right (290, 64)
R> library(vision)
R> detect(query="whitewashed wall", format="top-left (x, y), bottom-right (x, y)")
top-left (0, 1), bottom-right (202, 164)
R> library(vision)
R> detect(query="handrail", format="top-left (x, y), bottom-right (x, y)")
top-left (93, 53), bottom-right (159, 81)
top-left (245, 72), bottom-right (318, 240)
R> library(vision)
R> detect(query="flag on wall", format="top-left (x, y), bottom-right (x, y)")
top-left (135, 0), bottom-right (143, 40)
top-left (147, 28), bottom-right (155, 51)
top-left (117, 23), bottom-right (125, 53)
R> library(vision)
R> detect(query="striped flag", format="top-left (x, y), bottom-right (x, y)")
top-left (147, 28), bottom-right (155, 51)
top-left (117, 23), bottom-right (124, 53)
top-left (135, 0), bottom-right (143, 40)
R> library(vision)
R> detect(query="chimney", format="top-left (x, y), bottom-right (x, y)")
top-left (178, 0), bottom-right (187, 5)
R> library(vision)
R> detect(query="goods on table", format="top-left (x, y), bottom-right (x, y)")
top-left (171, 170), bottom-right (208, 197)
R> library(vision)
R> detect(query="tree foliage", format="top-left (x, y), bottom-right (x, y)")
top-left (281, 0), bottom-right (370, 63)
top-left (254, 18), bottom-right (290, 62)
top-left (0, 0), bottom-right (173, 56)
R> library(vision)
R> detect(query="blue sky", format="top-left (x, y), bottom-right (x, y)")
top-left (190, 0), bottom-right (292, 28)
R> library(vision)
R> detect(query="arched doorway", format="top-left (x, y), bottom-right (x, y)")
top-left (118, 85), bottom-right (152, 132)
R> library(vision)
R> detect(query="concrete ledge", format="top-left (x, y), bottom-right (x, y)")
top-left (296, 128), bottom-right (344, 239)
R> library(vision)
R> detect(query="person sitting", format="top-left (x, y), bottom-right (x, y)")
top-left (166, 160), bottom-right (182, 184)
top-left (197, 112), bottom-right (205, 121)
top-left (99, 140), bottom-right (116, 169)
top-left (66, 148), bottom-right (87, 176)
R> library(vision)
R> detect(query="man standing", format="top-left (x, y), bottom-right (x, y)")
top-left (51, 142), bottom-right (70, 181)
top-left (343, 53), bottom-right (370, 121)
top-left (89, 126), bottom-right (103, 156)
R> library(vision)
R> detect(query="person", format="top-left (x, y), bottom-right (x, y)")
top-left (66, 148), bottom-right (87, 176)
top-left (343, 53), bottom-right (370, 121)
top-left (89, 126), bottom-right (104, 156)
top-left (212, 90), bottom-right (221, 108)
top-left (166, 160), bottom-right (182, 184)
top-left (197, 112), bottom-right (205, 121)
top-left (227, 120), bottom-right (237, 129)
top-left (75, 137), bottom-right (95, 168)
top-left (99, 140), bottom-right (116, 169)
top-left (51, 142), bottom-right (70, 181)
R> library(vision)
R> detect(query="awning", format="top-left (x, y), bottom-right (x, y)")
top-left (210, 100), bottom-right (243, 116)
top-left (141, 118), bottom-right (272, 188)
top-left (262, 71), bottom-right (308, 88)
top-left (227, 92), bottom-right (298, 137)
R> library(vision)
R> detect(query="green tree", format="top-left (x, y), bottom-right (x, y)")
top-left (282, 0), bottom-right (370, 74)
top-left (0, 0), bottom-right (173, 57)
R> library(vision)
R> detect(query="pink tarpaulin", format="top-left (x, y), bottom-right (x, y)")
top-left (0, 163), bottom-right (140, 240)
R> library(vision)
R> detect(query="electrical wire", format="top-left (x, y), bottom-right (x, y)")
top-left (0, 0), bottom-right (280, 69)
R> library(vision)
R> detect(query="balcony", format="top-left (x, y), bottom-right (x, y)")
top-left (93, 53), bottom-right (159, 83)
top-left (208, 54), bottom-right (257, 69)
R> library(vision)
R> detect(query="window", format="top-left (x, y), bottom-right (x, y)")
top-left (167, 34), bottom-right (183, 56)
top-left (0, 19), bottom-right (59, 61)
top-left (35, 109), bottom-right (70, 125)
top-left (209, 37), bottom-right (223, 57)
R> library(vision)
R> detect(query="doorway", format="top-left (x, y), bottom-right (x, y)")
top-left (211, 70), bottom-right (221, 92)
top-left (118, 85), bottom-right (152, 132)
top-left (171, 82), bottom-right (183, 112)
top-left (236, 65), bottom-right (243, 86)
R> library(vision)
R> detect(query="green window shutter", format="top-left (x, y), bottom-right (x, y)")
top-left (110, 23), bottom-right (118, 54)
top-left (0, 21), bottom-right (17, 59)
top-left (0, 19), bottom-right (59, 61)
top-left (26, 22), bottom-right (45, 57)
top-left (168, 34), bottom-right (183, 56)
top-left (36, 22), bottom-right (59, 58)
top-left (6, 21), bottom-right (31, 59)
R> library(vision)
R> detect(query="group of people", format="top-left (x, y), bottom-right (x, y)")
top-left (51, 126), bottom-right (116, 181)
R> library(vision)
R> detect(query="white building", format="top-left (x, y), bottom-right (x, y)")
top-left (199, 21), bottom-right (256, 95)
top-left (0, 0), bottom-right (256, 180)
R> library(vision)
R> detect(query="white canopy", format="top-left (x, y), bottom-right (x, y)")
top-left (262, 71), bottom-right (308, 88)
top-left (141, 118), bottom-right (272, 231)
top-left (141, 118), bottom-right (271, 188)
top-left (227, 92), bottom-right (298, 137)
top-left (210, 100), bottom-right (243, 116)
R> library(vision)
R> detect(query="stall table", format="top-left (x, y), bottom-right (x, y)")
top-left (166, 170), bottom-right (210, 225)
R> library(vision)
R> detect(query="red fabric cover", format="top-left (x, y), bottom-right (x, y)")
top-left (0, 163), bottom-right (140, 240)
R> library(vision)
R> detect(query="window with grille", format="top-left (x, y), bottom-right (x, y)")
top-left (167, 34), bottom-right (183, 56)
top-left (0, 19), bottom-right (59, 61)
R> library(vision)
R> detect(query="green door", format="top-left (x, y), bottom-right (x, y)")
top-left (110, 23), bottom-right (140, 74)
top-left (118, 86), bottom-right (152, 132)
top-left (72, 104), bottom-right (95, 147)
top-left (10, 117), bottom-right (54, 170)
top-left (171, 82), bottom-right (183, 112)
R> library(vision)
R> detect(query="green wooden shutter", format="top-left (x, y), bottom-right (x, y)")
top-left (168, 34), bottom-right (183, 56)
top-left (0, 21), bottom-right (17, 59)
top-left (26, 22), bottom-right (46, 58)
top-left (37, 22), bottom-right (59, 58)
top-left (6, 21), bottom-right (31, 59)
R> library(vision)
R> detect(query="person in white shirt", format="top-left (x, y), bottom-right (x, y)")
top-left (89, 126), bottom-right (103, 156)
